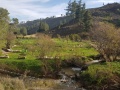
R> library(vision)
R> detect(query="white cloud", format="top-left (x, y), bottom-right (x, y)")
top-left (0, 0), bottom-right (67, 21)
top-left (85, 0), bottom-right (120, 8)
top-left (85, 0), bottom-right (120, 3)
top-left (0, 0), bottom-right (120, 21)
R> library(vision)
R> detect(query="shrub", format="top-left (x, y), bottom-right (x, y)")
top-left (80, 62), bottom-right (120, 89)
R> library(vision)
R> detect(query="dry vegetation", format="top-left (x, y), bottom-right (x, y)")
top-left (0, 77), bottom-right (26, 90)
top-left (0, 76), bottom-right (64, 90)
top-left (91, 22), bottom-right (120, 61)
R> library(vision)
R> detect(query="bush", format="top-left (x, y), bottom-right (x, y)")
top-left (69, 34), bottom-right (81, 42)
top-left (80, 62), bottom-right (120, 89)
top-left (62, 55), bottom-right (86, 67)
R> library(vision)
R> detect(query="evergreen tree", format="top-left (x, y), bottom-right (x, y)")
top-left (20, 27), bottom-right (27, 36)
top-left (66, 0), bottom-right (86, 21)
top-left (11, 18), bottom-right (19, 35)
top-left (66, 0), bottom-right (92, 32)
top-left (66, 0), bottom-right (72, 16)
top-left (66, 0), bottom-right (77, 18)
top-left (75, 0), bottom-right (86, 22)
top-left (12, 18), bottom-right (19, 25)
top-left (83, 11), bottom-right (92, 32)
top-left (71, 0), bottom-right (77, 18)
top-left (37, 21), bottom-right (49, 33)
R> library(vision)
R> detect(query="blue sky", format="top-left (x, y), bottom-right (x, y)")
top-left (0, 0), bottom-right (120, 22)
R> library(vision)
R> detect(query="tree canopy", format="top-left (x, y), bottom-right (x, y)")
top-left (37, 21), bottom-right (49, 33)
top-left (0, 8), bottom-right (10, 51)
top-left (66, 0), bottom-right (92, 32)
top-left (20, 27), bottom-right (27, 36)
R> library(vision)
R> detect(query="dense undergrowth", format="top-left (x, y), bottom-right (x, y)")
top-left (80, 61), bottom-right (120, 90)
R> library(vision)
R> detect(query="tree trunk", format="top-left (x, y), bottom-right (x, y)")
top-left (103, 53), bottom-right (110, 62)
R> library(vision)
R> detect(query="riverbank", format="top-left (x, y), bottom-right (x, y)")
top-left (79, 61), bottom-right (120, 90)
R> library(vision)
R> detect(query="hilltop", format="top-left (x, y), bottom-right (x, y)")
top-left (20, 3), bottom-right (120, 35)
top-left (51, 2), bottom-right (120, 37)
top-left (89, 2), bottom-right (120, 18)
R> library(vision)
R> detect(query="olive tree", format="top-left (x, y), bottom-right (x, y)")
top-left (91, 22), bottom-right (120, 62)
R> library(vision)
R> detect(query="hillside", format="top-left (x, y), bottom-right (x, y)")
top-left (89, 3), bottom-right (120, 18)
top-left (19, 16), bottom-right (72, 34)
top-left (20, 3), bottom-right (120, 35)
top-left (51, 3), bottom-right (120, 37)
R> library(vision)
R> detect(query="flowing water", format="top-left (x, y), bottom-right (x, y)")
top-left (59, 67), bottom-right (86, 90)
top-left (58, 60), bottom-right (102, 90)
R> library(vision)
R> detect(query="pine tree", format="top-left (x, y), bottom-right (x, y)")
top-left (66, 0), bottom-right (77, 19)
top-left (65, 0), bottom-right (92, 32)
top-left (66, 0), bottom-right (72, 16)
top-left (20, 27), bottom-right (27, 36)
top-left (75, 0), bottom-right (86, 22)
top-left (71, 0), bottom-right (77, 18)
top-left (83, 11), bottom-right (92, 32)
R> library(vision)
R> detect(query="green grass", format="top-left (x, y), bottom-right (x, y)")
top-left (0, 38), bottom-right (99, 76)
top-left (11, 38), bottom-right (98, 60)
top-left (53, 38), bottom-right (98, 57)
top-left (16, 38), bottom-right (36, 44)
top-left (0, 59), bottom-right (42, 74)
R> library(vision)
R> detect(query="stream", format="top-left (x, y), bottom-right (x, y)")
top-left (58, 60), bottom-right (102, 90)
top-left (59, 71), bottom-right (86, 90)
top-left (0, 60), bottom-right (102, 90)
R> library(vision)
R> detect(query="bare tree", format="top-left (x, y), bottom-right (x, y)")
top-left (91, 22), bottom-right (120, 62)
top-left (35, 33), bottom-right (55, 58)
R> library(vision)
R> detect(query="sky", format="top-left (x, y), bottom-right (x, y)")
top-left (0, 0), bottom-right (120, 22)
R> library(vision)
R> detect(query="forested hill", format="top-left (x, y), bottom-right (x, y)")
top-left (19, 16), bottom-right (72, 34)
top-left (89, 3), bottom-right (120, 18)
top-left (51, 3), bottom-right (120, 37)
top-left (20, 2), bottom-right (120, 35)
